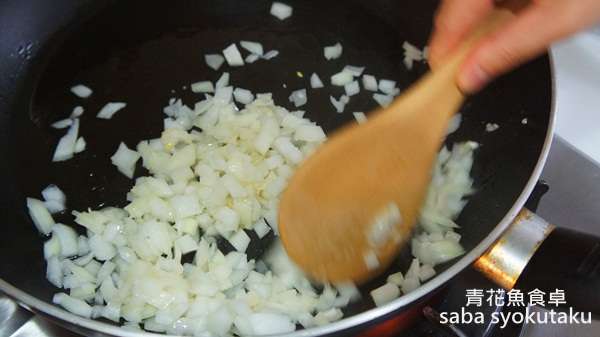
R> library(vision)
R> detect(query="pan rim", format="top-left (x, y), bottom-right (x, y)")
top-left (0, 54), bottom-right (557, 337)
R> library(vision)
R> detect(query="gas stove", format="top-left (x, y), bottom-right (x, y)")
top-left (1, 137), bottom-right (598, 337)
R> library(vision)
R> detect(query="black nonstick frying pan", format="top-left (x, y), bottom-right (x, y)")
top-left (1, 0), bottom-right (598, 336)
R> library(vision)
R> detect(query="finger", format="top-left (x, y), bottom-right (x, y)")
top-left (458, 0), bottom-right (600, 92)
top-left (428, 0), bottom-right (495, 68)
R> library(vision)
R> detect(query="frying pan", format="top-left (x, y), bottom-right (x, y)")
top-left (0, 0), bottom-right (598, 336)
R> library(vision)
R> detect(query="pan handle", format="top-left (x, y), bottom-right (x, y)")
top-left (475, 208), bottom-right (600, 315)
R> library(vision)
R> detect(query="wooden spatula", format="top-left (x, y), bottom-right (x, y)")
top-left (278, 9), bottom-right (514, 283)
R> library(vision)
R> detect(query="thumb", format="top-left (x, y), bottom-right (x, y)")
top-left (458, 1), bottom-right (599, 93)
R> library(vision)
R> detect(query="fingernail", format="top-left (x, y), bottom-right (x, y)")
top-left (458, 63), bottom-right (489, 93)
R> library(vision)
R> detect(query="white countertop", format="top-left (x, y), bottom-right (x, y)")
top-left (551, 28), bottom-right (600, 164)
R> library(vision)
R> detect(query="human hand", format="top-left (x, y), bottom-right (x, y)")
top-left (428, 0), bottom-right (600, 93)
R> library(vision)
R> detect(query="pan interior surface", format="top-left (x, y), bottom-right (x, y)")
top-left (0, 0), bottom-right (551, 332)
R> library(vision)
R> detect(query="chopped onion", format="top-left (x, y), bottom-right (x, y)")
top-left (52, 118), bottom-right (79, 162)
top-left (344, 81), bottom-right (360, 96)
top-left (353, 112), bottom-right (367, 124)
top-left (70, 85), bottom-right (92, 98)
top-left (330, 95), bottom-right (348, 113)
top-left (215, 72), bottom-right (230, 88)
top-left (253, 219), bottom-right (271, 238)
top-left (44, 236), bottom-right (61, 260)
top-left (324, 42), bottom-right (343, 60)
top-left (233, 88), bottom-right (254, 105)
top-left (53, 293), bottom-right (92, 318)
top-left (292, 110), bottom-right (305, 118)
top-left (343, 65), bottom-right (365, 77)
top-left (42, 185), bottom-right (66, 213)
top-left (362, 74), bottom-right (378, 92)
top-left (419, 141), bottom-right (477, 234)
top-left (51, 118), bottom-right (73, 129)
top-left (214, 86), bottom-right (234, 105)
top-left (378, 79), bottom-right (397, 95)
top-left (97, 102), bottom-right (126, 119)
top-left (429, 232), bottom-right (445, 242)
top-left (274, 137), bottom-right (302, 164)
top-left (294, 124), bottom-right (326, 142)
top-left (223, 43), bottom-right (245, 67)
top-left (229, 230), bottom-right (251, 252)
top-left (206, 306), bottom-right (234, 335)
top-left (44, 198), bottom-right (66, 216)
top-left (245, 54), bottom-right (260, 64)
top-left (270, 2), bottom-right (293, 20)
top-left (403, 41), bottom-right (424, 71)
top-left (32, 93), bottom-right (342, 334)
top-left (445, 231), bottom-right (462, 242)
top-left (422, 46), bottom-right (429, 60)
top-left (174, 235), bottom-right (197, 254)
top-left (248, 313), bottom-right (295, 334)
top-left (240, 41), bottom-right (264, 56)
top-left (373, 93), bottom-right (393, 107)
top-left (77, 236), bottom-right (90, 256)
top-left (110, 142), bottom-right (140, 179)
top-left (387, 272), bottom-right (404, 286)
top-left (253, 116), bottom-right (279, 155)
top-left (403, 41), bottom-right (424, 61)
top-left (215, 206), bottom-right (240, 234)
top-left (419, 264), bottom-right (436, 281)
top-left (71, 106), bottom-right (84, 118)
top-left (205, 54), bottom-right (225, 70)
top-left (403, 56), bottom-right (414, 70)
top-left (96, 261), bottom-right (115, 283)
top-left (44, 199), bottom-right (65, 214)
top-left (101, 302), bottom-right (121, 322)
top-left (331, 71), bottom-right (353, 86)
top-left (222, 174), bottom-right (248, 198)
top-left (485, 123), bottom-right (500, 132)
top-left (262, 50), bottom-right (280, 60)
top-left (42, 184), bottom-right (66, 205)
top-left (446, 114), bottom-right (462, 135)
top-left (402, 277), bottom-right (421, 293)
top-left (405, 258), bottom-right (420, 280)
top-left (288, 89), bottom-right (307, 107)
top-left (310, 73), bottom-right (324, 89)
top-left (170, 195), bottom-right (202, 219)
top-left (415, 239), bottom-right (465, 265)
top-left (335, 282), bottom-right (361, 303)
top-left (27, 197), bottom-right (55, 235)
top-left (191, 81), bottom-right (214, 93)
top-left (74, 137), bottom-right (86, 153)
top-left (52, 224), bottom-right (78, 257)
top-left (46, 256), bottom-right (63, 287)
top-left (315, 308), bottom-right (343, 326)
top-left (370, 283), bottom-right (400, 307)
